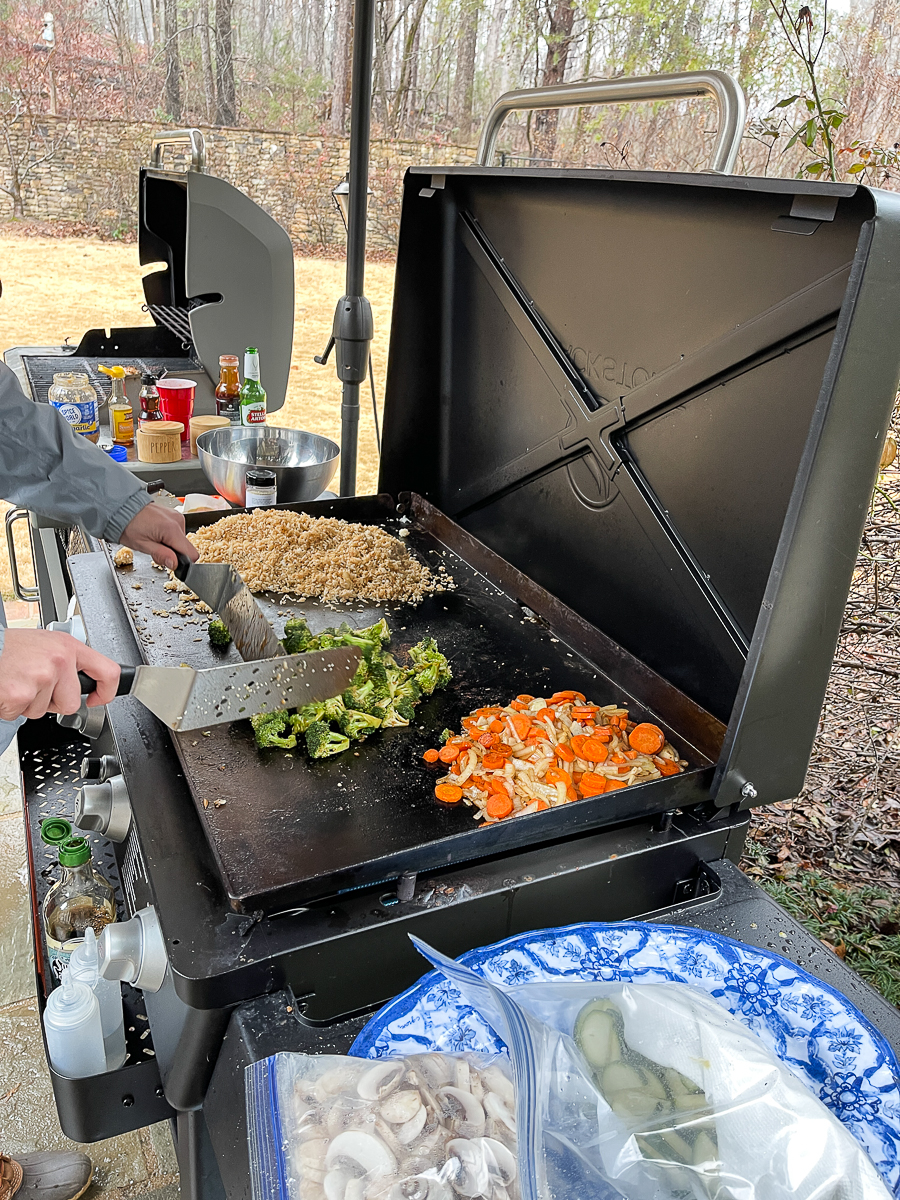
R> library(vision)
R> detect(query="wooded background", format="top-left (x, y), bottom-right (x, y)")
top-left (1, 0), bottom-right (899, 210)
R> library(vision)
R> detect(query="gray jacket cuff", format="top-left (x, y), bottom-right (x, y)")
top-left (102, 490), bottom-right (153, 544)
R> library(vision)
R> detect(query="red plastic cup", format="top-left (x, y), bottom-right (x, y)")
top-left (157, 378), bottom-right (195, 441)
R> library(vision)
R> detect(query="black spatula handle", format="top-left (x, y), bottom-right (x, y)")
top-left (77, 665), bottom-right (137, 696)
top-left (174, 552), bottom-right (193, 582)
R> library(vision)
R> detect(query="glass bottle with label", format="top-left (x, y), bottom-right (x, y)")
top-left (240, 348), bottom-right (267, 426)
top-left (40, 819), bottom-right (117, 978)
top-left (216, 354), bottom-right (242, 426)
top-left (139, 375), bottom-right (163, 428)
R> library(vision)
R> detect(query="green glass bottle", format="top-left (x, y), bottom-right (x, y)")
top-left (240, 348), bottom-right (267, 427)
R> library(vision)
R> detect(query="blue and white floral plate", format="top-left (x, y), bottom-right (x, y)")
top-left (351, 921), bottom-right (900, 1195)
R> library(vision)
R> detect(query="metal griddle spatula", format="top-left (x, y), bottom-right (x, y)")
top-left (77, 647), bottom-right (361, 732)
top-left (173, 552), bottom-right (283, 662)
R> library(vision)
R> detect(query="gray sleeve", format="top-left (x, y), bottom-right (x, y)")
top-left (0, 362), bottom-right (151, 542)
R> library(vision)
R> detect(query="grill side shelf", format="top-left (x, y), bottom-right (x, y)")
top-left (19, 717), bottom-right (175, 1141)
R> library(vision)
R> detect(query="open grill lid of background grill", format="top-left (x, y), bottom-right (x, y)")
top-left (378, 168), bottom-right (900, 811)
top-left (138, 159), bottom-right (294, 412)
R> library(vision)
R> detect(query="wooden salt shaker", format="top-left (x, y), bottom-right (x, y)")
top-left (136, 421), bottom-right (183, 463)
top-left (189, 414), bottom-right (230, 457)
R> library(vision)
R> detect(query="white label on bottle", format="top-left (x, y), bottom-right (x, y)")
top-left (47, 936), bottom-right (83, 978)
top-left (245, 485), bottom-right (277, 509)
top-left (241, 401), bottom-right (266, 426)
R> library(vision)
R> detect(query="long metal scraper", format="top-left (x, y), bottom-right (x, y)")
top-left (174, 553), bottom-right (283, 661)
top-left (77, 647), bottom-right (361, 732)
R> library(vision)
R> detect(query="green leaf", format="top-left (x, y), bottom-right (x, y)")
top-left (803, 119), bottom-right (817, 147)
top-left (848, 162), bottom-right (867, 174)
top-left (785, 130), bottom-right (801, 150)
top-left (805, 98), bottom-right (816, 111)
top-left (774, 94), bottom-right (800, 108)
top-left (829, 113), bottom-right (845, 128)
top-left (804, 161), bottom-right (825, 175)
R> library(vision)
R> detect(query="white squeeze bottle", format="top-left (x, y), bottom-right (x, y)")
top-left (43, 970), bottom-right (106, 1079)
top-left (68, 927), bottom-right (126, 1070)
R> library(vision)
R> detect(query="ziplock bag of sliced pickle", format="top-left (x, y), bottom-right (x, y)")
top-left (409, 936), bottom-right (893, 1200)
top-left (246, 1049), bottom-right (519, 1200)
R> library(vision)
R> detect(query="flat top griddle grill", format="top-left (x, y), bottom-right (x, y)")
top-left (105, 492), bottom-right (720, 912)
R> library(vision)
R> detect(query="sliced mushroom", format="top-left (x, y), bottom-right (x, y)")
top-left (483, 1092), bottom-right (515, 1133)
top-left (358, 1061), bottom-right (406, 1102)
top-left (327, 1100), bottom-right (364, 1139)
top-left (299, 1182), bottom-right (326, 1200)
top-left (396, 1104), bottom-right (428, 1145)
top-left (326, 1131), bottom-right (397, 1179)
top-left (324, 1170), bottom-right (357, 1200)
top-left (480, 1067), bottom-right (515, 1109)
top-left (317, 1068), bottom-right (362, 1103)
top-left (447, 1138), bottom-right (516, 1196)
top-left (453, 1060), bottom-right (470, 1093)
top-left (436, 1087), bottom-right (485, 1133)
top-left (346, 1181), bottom-right (367, 1200)
top-left (416, 1054), bottom-right (454, 1089)
top-left (381, 1091), bottom-right (424, 1125)
top-left (388, 1175), bottom-right (453, 1200)
top-left (374, 1117), bottom-right (405, 1160)
top-left (299, 1140), bottom-right (330, 1171)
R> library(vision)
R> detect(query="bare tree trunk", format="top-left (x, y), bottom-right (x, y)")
top-left (453, 0), bottom-right (479, 140)
top-left (199, 0), bottom-right (214, 120)
top-left (533, 0), bottom-right (575, 162)
top-left (164, 0), bottom-right (182, 120)
top-left (331, 0), bottom-right (353, 132)
top-left (215, 0), bottom-right (236, 124)
top-left (389, 0), bottom-right (429, 133)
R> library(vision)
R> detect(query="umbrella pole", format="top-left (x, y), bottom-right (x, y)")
top-left (338, 0), bottom-right (375, 496)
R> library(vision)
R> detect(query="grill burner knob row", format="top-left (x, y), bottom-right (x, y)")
top-left (98, 905), bottom-right (167, 993)
top-left (75, 774), bottom-right (132, 843)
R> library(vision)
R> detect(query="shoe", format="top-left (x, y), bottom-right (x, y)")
top-left (0, 1154), bottom-right (92, 1200)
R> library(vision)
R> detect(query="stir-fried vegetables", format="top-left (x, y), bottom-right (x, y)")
top-left (251, 616), bottom-right (452, 759)
top-left (423, 690), bottom-right (686, 821)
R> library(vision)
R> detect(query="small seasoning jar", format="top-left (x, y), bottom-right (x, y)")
top-left (244, 468), bottom-right (277, 509)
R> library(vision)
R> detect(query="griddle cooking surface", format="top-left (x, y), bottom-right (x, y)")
top-left (106, 495), bottom-right (715, 911)
top-left (22, 354), bottom-right (198, 406)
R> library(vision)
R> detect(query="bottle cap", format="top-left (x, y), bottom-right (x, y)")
top-left (245, 468), bottom-right (276, 487)
top-left (219, 354), bottom-right (239, 365)
top-left (141, 373), bottom-right (157, 385)
top-left (58, 836), bottom-right (91, 867)
top-left (68, 927), bottom-right (100, 985)
top-left (47, 972), bottom-right (96, 1026)
top-left (41, 817), bottom-right (73, 847)
top-left (98, 364), bottom-right (126, 379)
top-left (104, 445), bottom-right (128, 463)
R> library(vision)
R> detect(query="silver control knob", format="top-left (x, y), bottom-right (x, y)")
top-left (98, 906), bottom-right (167, 993)
top-left (57, 699), bottom-right (106, 740)
top-left (81, 755), bottom-right (121, 783)
top-left (75, 774), bottom-right (132, 843)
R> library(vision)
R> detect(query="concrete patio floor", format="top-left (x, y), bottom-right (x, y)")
top-left (0, 737), bottom-right (180, 1200)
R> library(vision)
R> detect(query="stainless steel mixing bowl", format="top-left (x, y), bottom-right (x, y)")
top-left (196, 426), bottom-right (340, 505)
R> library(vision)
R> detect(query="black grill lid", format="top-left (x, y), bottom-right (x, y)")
top-left (139, 167), bottom-right (294, 408)
top-left (380, 167), bottom-right (900, 809)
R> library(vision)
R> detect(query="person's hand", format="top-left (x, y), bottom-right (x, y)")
top-left (0, 629), bottom-right (120, 720)
top-left (120, 502), bottom-right (199, 571)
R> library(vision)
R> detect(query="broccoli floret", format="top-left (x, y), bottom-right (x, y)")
top-left (381, 707), bottom-right (410, 728)
top-left (337, 707), bottom-right (383, 740)
top-left (409, 637), bottom-right (452, 695)
top-left (208, 619), bottom-right (232, 647)
top-left (250, 710), bottom-right (297, 749)
top-left (292, 702), bottom-right (327, 733)
top-left (392, 699), bottom-right (417, 723)
top-left (342, 679), bottom-right (378, 715)
top-left (387, 668), bottom-right (421, 708)
top-left (336, 620), bottom-right (390, 659)
top-left (322, 695), bottom-right (347, 724)
top-left (282, 617), bottom-right (314, 655)
top-left (439, 728), bottom-right (454, 744)
top-left (305, 721), bottom-right (350, 759)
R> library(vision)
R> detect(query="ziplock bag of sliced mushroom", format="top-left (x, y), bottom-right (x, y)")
top-left (410, 937), bottom-right (893, 1200)
top-left (246, 1050), bottom-right (519, 1200)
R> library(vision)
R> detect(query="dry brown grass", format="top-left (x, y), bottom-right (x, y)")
top-left (0, 233), bottom-right (394, 598)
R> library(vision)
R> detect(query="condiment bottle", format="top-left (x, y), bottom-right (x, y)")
top-left (215, 354), bottom-right (241, 426)
top-left (244, 468), bottom-right (277, 508)
top-left (139, 374), bottom-right (163, 428)
top-left (40, 818), bottom-right (117, 978)
top-left (43, 970), bottom-right (107, 1079)
top-left (68, 927), bottom-right (126, 1070)
top-left (48, 372), bottom-right (100, 443)
top-left (239, 348), bottom-right (267, 426)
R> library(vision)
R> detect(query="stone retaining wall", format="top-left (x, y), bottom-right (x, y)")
top-left (1, 116), bottom-right (476, 250)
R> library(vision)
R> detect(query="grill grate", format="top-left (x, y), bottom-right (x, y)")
top-left (146, 305), bottom-right (193, 345)
top-left (21, 353), bottom-right (200, 408)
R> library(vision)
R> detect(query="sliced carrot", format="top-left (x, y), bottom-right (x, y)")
top-left (535, 799), bottom-right (550, 811)
top-left (591, 727), bottom-right (613, 743)
top-left (476, 706), bottom-right (503, 718)
top-left (478, 732), bottom-right (497, 748)
top-left (516, 694), bottom-right (535, 703)
top-left (554, 742), bottom-right (575, 762)
top-left (545, 766), bottom-right (572, 786)
top-left (570, 734), bottom-right (588, 759)
top-left (491, 743), bottom-right (513, 758)
top-left (629, 723), bottom-right (665, 755)
top-left (488, 718), bottom-right (505, 733)
top-left (549, 690), bottom-right (577, 703)
top-left (625, 750), bottom-right (638, 760)
top-left (617, 764), bottom-right (631, 774)
top-left (423, 749), bottom-right (440, 763)
top-left (579, 771), bottom-right (607, 797)
top-left (509, 700), bottom-right (527, 712)
top-left (566, 786), bottom-right (578, 802)
top-left (581, 738), bottom-right (609, 764)
top-left (605, 779), bottom-right (627, 791)
top-left (655, 758), bottom-right (681, 777)
top-left (482, 753), bottom-right (506, 770)
top-left (510, 713), bottom-right (532, 741)
top-left (438, 744), bottom-right (461, 763)
top-left (572, 706), bottom-right (599, 720)
top-left (488, 776), bottom-right (511, 793)
top-left (609, 752), bottom-right (626, 765)
top-left (534, 708), bottom-right (555, 723)
top-left (486, 791), bottom-right (514, 819)
top-left (435, 783), bottom-right (463, 803)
